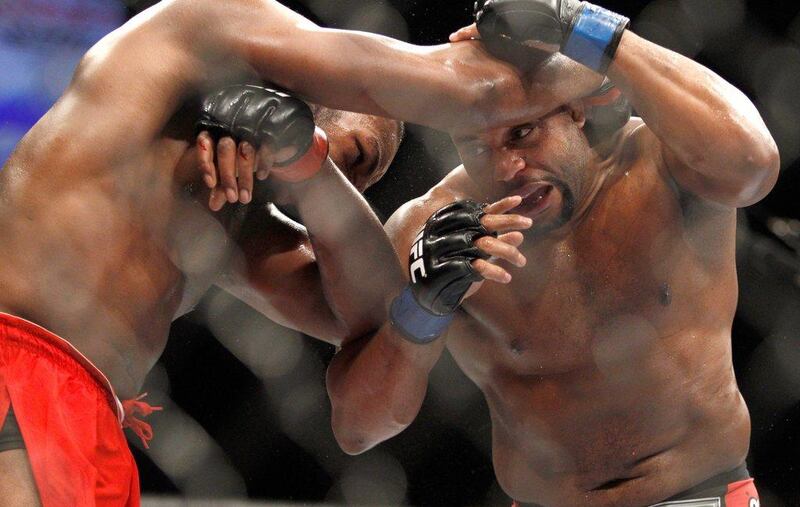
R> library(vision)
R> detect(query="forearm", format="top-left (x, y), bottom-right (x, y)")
top-left (607, 31), bottom-right (778, 198)
top-left (290, 160), bottom-right (404, 338)
top-left (327, 324), bottom-right (445, 454)
top-left (181, 0), bottom-right (496, 131)
top-left (252, 30), bottom-right (486, 131)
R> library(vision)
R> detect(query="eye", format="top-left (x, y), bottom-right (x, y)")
top-left (352, 137), bottom-right (379, 189)
top-left (510, 124), bottom-right (535, 141)
top-left (353, 140), bottom-right (365, 169)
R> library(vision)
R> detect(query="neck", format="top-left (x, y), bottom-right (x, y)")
top-left (571, 154), bottom-right (617, 227)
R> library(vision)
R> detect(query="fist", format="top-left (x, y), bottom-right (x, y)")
top-left (197, 84), bottom-right (316, 164)
top-left (475, 0), bottom-right (580, 54)
top-left (409, 197), bottom-right (530, 315)
top-left (475, 0), bottom-right (630, 73)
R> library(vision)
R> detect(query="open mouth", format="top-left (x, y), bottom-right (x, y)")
top-left (510, 182), bottom-right (554, 218)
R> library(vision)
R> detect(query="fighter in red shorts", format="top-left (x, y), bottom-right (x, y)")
top-left (0, 0), bottom-right (579, 504)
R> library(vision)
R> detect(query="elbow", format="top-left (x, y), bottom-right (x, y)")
top-left (330, 402), bottom-right (415, 455)
top-left (328, 389), bottom-right (414, 455)
top-left (333, 427), bottom-right (376, 456)
top-left (733, 135), bottom-right (781, 207)
top-left (330, 406), bottom-right (383, 455)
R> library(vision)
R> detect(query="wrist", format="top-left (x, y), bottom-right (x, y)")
top-left (270, 127), bottom-right (330, 183)
top-left (562, 2), bottom-right (629, 74)
top-left (390, 286), bottom-right (454, 345)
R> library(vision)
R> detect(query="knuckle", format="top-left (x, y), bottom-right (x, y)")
top-left (218, 137), bottom-right (235, 152)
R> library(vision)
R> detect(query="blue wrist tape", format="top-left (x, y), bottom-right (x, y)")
top-left (562, 3), bottom-right (629, 73)
top-left (390, 286), bottom-right (454, 345)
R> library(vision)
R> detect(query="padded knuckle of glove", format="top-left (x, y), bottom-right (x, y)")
top-left (475, 0), bottom-right (630, 74)
top-left (476, 0), bottom-right (564, 47)
top-left (196, 85), bottom-right (316, 166)
top-left (408, 200), bottom-right (492, 315)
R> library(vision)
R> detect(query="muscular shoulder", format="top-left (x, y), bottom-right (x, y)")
top-left (608, 118), bottom-right (735, 235)
top-left (615, 119), bottom-right (739, 215)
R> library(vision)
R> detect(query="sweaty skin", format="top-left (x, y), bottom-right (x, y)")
top-left (0, 0), bottom-right (575, 501)
top-left (328, 30), bottom-right (779, 507)
top-left (0, 0), bottom-right (565, 400)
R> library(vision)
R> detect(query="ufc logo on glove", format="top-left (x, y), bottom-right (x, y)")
top-left (409, 231), bottom-right (427, 283)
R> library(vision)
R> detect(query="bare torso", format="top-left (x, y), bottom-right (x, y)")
top-left (0, 111), bottom-right (244, 398)
top-left (428, 124), bottom-right (750, 506)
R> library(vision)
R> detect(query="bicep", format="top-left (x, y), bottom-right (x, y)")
top-left (639, 122), bottom-right (768, 208)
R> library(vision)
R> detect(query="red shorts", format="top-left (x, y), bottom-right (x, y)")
top-left (0, 312), bottom-right (140, 506)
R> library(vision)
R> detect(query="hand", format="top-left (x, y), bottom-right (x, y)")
top-left (408, 196), bottom-right (531, 316)
top-left (473, 0), bottom-right (580, 54)
top-left (196, 131), bottom-right (296, 211)
top-left (472, 0), bottom-right (629, 73)
top-left (195, 85), bottom-right (329, 211)
top-left (465, 195), bottom-right (529, 297)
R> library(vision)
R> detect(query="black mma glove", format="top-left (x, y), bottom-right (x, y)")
top-left (390, 200), bottom-right (493, 344)
top-left (475, 0), bottom-right (630, 74)
top-left (196, 84), bottom-right (329, 182)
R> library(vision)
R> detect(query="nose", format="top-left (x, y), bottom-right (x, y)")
top-left (494, 149), bottom-right (527, 182)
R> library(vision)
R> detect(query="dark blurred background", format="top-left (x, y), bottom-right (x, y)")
top-left (1, 0), bottom-right (799, 505)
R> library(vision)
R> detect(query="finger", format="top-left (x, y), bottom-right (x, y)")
top-left (255, 144), bottom-right (277, 181)
top-left (475, 236), bottom-right (526, 267)
top-left (197, 132), bottom-right (217, 188)
top-left (497, 231), bottom-right (524, 248)
top-left (217, 137), bottom-right (239, 203)
top-left (481, 213), bottom-right (533, 233)
top-left (209, 186), bottom-right (227, 212)
top-left (471, 258), bottom-right (512, 283)
top-left (449, 23), bottom-right (480, 42)
top-left (236, 142), bottom-right (255, 204)
top-left (484, 195), bottom-right (522, 215)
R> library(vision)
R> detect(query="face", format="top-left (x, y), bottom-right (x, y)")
top-left (457, 104), bottom-right (592, 236)
top-left (312, 106), bottom-right (403, 192)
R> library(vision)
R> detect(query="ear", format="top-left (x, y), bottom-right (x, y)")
top-left (567, 100), bottom-right (586, 129)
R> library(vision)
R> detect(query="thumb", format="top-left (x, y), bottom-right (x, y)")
top-left (449, 23), bottom-right (480, 42)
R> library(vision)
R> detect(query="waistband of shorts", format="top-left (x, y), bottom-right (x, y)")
top-left (512, 463), bottom-right (752, 507)
top-left (0, 312), bottom-right (124, 423)
top-left (653, 463), bottom-right (750, 507)
top-left (662, 462), bottom-right (750, 502)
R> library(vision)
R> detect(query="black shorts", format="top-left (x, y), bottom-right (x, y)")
top-left (513, 464), bottom-right (760, 507)
top-left (0, 404), bottom-right (26, 452)
top-left (651, 463), bottom-right (759, 507)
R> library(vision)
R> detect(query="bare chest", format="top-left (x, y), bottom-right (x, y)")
top-left (452, 164), bottom-right (734, 377)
